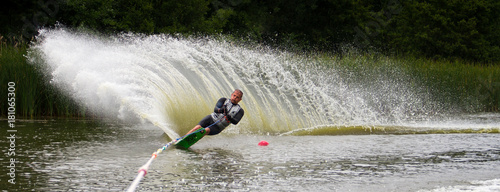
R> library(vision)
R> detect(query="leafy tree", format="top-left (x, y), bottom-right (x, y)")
top-left (153, 0), bottom-right (210, 34)
top-left (2, 0), bottom-right (500, 63)
top-left (259, 0), bottom-right (373, 51)
top-left (388, 0), bottom-right (500, 63)
top-left (61, 0), bottom-right (155, 33)
top-left (1, 0), bottom-right (61, 39)
top-left (208, 0), bottom-right (267, 39)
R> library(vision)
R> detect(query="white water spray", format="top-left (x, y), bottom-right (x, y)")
top-left (29, 28), bottom-right (454, 137)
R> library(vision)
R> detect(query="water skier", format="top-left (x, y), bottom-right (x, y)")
top-left (185, 89), bottom-right (245, 136)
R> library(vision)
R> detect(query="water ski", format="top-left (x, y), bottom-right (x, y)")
top-left (175, 128), bottom-right (206, 149)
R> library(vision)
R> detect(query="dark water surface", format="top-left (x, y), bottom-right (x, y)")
top-left (1, 120), bottom-right (500, 191)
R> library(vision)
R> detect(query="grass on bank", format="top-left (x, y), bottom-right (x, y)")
top-left (406, 56), bottom-right (500, 112)
top-left (316, 51), bottom-right (500, 112)
top-left (0, 37), bottom-right (88, 118)
top-left (0, 37), bottom-right (499, 119)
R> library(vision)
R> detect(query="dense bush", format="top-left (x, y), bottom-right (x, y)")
top-left (1, 0), bottom-right (499, 63)
top-left (1, 0), bottom-right (499, 117)
top-left (0, 38), bottom-right (88, 118)
top-left (387, 0), bottom-right (500, 63)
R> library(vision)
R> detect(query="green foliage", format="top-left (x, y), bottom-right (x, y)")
top-left (263, 0), bottom-right (372, 50)
top-left (403, 57), bottom-right (500, 112)
top-left (0, 36), bottom-right (499, 119)
top-left (0, 37), bottom-right (87, 118)
top-left (2, 0), bottom-right (500, 63)
top-left (59, 0), bottom-right (240, 35)
top-left (2, 0), bottom-right (500, 118)
top-left (210, 0), bottom-right (266, 39)
top-left (388, 0), bottom-right (500, 63)
top-left (62, 0), bottom-right (155, 33)
top-left (318, 51), bottom-right (500, 112)
top-left (153, 0), bottom-right (209, 33)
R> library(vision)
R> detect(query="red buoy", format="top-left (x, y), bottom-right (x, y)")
top-left (258, 140), bottom-right (269, 146)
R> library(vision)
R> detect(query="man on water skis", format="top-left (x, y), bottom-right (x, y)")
top-left (185, 89), bottom-right (245, 136)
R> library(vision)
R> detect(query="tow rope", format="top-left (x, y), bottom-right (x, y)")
top-left (126, 137), bottom-right (178, 192)
top-left (126, 119), bottom-right (222, 192)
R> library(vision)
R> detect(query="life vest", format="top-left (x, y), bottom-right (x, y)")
top-left (211, 99), bottom-right (242, 129)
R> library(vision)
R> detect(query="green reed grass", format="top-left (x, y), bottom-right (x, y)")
top-left (313, 50), bottom-right (500, 112)
top-left (0, 37), bottom-right (498, 119)
top-left (401, 56), bottom-right (500, 112)
top-left (0, 37), bottom-right (88, 118)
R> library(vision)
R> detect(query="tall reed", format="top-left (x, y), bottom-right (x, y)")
top-left (314, 50), bottom-right (500, 112)
top-left (402, 56), bottom-right (500, 112)
top-left (0, 37), bottom-right (498, 119)
top-left (0, 37), bottom-right (87, 118)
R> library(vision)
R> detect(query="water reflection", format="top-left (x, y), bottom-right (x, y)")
top-left (146, 134), bottom-right (500, 191)
top-left (147, 143), bottom-right (500, 191)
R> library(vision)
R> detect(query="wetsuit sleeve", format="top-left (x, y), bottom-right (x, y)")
top-left (213, 98), bottom-right (227, 113)
top-left (228, 108), bottom-right (244, 125)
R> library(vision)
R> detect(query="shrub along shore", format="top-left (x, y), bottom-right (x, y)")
top-left (0, 38), bottom-right (87, 118)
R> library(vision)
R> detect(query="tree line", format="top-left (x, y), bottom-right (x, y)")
top-left (2, 0), bottom-right (500, 64)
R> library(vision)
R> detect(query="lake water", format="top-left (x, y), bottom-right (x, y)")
top-left (11, 28), bottom-right (500, 191)
top-left (1, 119), bottom-right (499, 191)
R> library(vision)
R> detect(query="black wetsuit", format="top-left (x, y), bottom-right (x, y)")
top-left (198, 98), bottom-right (244, 135)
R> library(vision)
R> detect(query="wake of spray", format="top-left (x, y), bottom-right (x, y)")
top-left (29, 28), bottom-right (439, 137)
